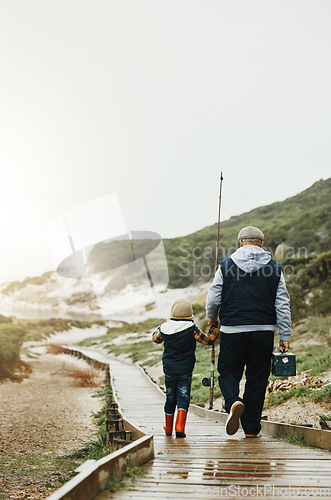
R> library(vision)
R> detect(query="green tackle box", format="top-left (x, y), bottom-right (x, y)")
top-left (271, 352), bottom-right (296, 377)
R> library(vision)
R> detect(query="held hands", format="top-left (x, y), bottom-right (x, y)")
top-left (279, 340), bottom-right (290, 352)
top-left (207, 318), bottom-right (219, 343)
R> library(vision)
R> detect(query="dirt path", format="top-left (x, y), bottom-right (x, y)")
top-left (0, 352), bottom-right (104, 499)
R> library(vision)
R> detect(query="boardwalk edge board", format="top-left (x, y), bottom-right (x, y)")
top-left (46, 348), bottom-right (154, 500)
top-left (137, 363), bottom-right (331, 451)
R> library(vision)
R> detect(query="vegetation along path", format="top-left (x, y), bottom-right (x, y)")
top-left (74, 347), bottom-right (331, 500)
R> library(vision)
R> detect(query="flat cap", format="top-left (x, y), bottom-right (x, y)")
top-left (238, 226), bottom-right (264, 241)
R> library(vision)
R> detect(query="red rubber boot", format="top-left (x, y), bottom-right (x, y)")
top-left (163, 413), bottom-right (174, 436)
top-left (175, 409), bottom-right (187, 438)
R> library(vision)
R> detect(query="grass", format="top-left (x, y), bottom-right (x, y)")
top-left (190, 339), bottom-right (223, 405)
top-left (15, 318), bottom-right (80, 342)
top-left (66, 387), bottom-right (110, 461)
top-left (287, 432), bottom-right (312, 448)
top-left (265, 384), bottom-right (331, 409)
top-left (106, 318), bottom-right (165, 336)
top-left (79, 318), bottom-right (165, 365)
top-left (79, 318), bottom-right (164, 349)
top-left (294, 316), bottom-right (331, 338)
top-left (0, 452), bottom-right (82, 492)
top-left (67, 431), bottom-right (109, 460)
top-left (142, 354), bottom-right (163, 367)
top-left (272, 315), bottom-right (331, 380)
top-left (104, 460), bottom-right (146, 492)
top-left (283, 316), bottom-right (331, 377)
top-left (16, 317), bottom-right (104, 343)
top-left (93, 386), bottom-right (111, 398)
top-left (106, 339), bottom-right (162, 363)
top-left (20, 347), bottom-right (39, 359)
top-left (296, 348), bottom-right (331, 375)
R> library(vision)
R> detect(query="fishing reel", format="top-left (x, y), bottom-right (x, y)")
top-left (202, 377), bottom-right (215, 387)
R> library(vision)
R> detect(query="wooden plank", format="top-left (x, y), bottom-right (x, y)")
top-left (97, 488), bottom-right (331, 500)
top-left (119, 476), bottom-right (331, 487)
top-left (148, 462), bottom-right (331, 472)
top-left (96, 478), bottom-right (331, 499)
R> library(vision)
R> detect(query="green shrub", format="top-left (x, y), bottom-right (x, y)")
top-left (0, 314), bottom-right (12, 324)
top-left (192, 303), bottom-right (205, 315)
top-left (296, 348), bottom-right (331, 375)
top-left (0, 323), bottom-right (26, 379)
top-left (286, 283), bottom-right (307, 321)
top-left (310, 384), bottom-right (331, 403)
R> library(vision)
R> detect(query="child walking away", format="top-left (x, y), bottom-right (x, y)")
top-left (152, 298), bottom-right (219, 438)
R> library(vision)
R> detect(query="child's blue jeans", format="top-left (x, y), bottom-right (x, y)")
top-left (164, 373), bottom-right (192, 414)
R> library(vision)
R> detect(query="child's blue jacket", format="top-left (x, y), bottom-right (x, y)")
top-left (152, 318), bottom-right (219, 375)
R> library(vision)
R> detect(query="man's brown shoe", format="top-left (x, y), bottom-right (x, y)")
top-left (245, 434), bottom-right (260, 438)
top-left (225, 401), bottom-right (245, 435)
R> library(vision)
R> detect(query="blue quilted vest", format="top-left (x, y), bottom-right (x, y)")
top-left (219, 257), bottom-right (281, 326)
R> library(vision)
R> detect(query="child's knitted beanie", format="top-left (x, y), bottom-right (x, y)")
top-left (171, 298), bottom-right (193, 320)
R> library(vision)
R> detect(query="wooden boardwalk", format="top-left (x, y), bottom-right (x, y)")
top-left (79, 349), bottom-right (331, 500)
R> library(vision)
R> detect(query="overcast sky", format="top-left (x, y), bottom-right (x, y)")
top-left (0, 0), bottom-right (330, 283)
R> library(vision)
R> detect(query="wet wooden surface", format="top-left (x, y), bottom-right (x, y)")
top-left (79, 350), bottom-right (331, 500)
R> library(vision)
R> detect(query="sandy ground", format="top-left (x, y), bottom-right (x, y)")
top-left (0, 280), bottom-right (209, 324)
top-left (0, 352), bottom-right (104, 499)
top-left (104, 283), bottom-right (209, 323)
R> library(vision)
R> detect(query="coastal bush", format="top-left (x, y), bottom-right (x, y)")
top-left (296, 347), bottom-right (331, 375)
top-left (0, 314), bottom-right (12, 324)
top-left (0, 323), bottom-right (26, 379)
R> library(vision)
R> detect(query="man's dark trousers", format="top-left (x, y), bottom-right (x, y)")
top-left (218, 331), bottom-right (274, 435)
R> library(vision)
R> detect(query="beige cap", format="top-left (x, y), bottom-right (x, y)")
top-left (171, 298), bottom-right (193, 320)
top-left (238, 226), bottom-right (264, 242)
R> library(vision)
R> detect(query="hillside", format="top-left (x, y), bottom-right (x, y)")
top-left (164, 178), bottom-right (331, 288)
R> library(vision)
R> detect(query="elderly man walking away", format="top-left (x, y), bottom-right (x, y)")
top-left (206, 226), bottom-right (292, 438)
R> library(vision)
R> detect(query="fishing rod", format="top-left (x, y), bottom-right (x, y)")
top-left (202, 172), bottom-right (223, 410)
